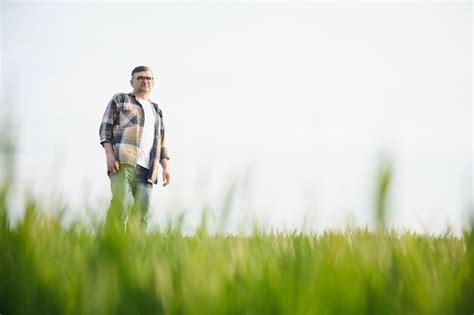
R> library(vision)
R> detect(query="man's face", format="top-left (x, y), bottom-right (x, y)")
top-left (130, 69), bottom-right (154, 94)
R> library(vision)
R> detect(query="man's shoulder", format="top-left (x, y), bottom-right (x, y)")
top-left (111, 92), bottom-right (134, 103)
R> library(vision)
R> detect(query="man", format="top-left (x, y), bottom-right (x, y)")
top-left (99, 66), bottom-right (170, 231)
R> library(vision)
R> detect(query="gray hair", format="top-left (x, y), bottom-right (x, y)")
top-left (131, 66), bottom-right (152, 78)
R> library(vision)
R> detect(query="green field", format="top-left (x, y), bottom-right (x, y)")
top-left (0, 137), bottom-right (472, 314)
top-left (0, 195), bottom-right (473, 315)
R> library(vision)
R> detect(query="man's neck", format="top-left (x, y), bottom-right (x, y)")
top-left (134, 92), bottom-right (150, 101)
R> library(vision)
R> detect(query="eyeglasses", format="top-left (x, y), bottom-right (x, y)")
top-left (134, 76), bottom-right (154, 82)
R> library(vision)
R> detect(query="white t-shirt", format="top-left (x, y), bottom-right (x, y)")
top-left (136, 97), bottom-right (156, 169)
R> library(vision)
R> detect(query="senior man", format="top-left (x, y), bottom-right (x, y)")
top-left (99, 66), bottom-right (170, 230)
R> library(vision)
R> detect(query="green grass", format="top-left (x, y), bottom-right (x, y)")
top-left (0, 126), bottom-right (472, 314)
top-left (0, 194), bottom-right (473, 315)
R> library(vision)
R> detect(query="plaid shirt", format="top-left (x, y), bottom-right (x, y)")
top-left (99, 92), bottom-right (170, 185)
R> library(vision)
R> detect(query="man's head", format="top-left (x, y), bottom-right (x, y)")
top-left (130, 66), bottom-right (154, 96)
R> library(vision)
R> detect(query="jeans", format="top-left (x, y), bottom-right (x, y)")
top-left (105, 164), bottom-right (152, 231)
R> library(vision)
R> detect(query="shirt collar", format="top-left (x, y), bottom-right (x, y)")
top-left (128, 92), bottom-right (159, 110)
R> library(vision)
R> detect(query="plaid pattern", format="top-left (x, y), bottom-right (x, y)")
top-left (99, 92), bottom-right (170, 185)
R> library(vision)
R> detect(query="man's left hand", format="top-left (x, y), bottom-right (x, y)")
top-left (162, 167), bottom-right (171, 187)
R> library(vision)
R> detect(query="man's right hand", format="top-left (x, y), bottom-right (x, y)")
top-left (107, 155), bottom-right (120, 173)
top-left (103, 142), bottom-right (119, 173)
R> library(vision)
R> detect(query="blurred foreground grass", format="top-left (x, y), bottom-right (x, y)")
top-left (0, 123), bottom-right (473, 314)
top-left (0, 193), bottom-right (473, 315)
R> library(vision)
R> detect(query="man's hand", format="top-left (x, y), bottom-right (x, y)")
top-left (103, 142), bottom-right (119, 173)
top-left (107, 154), bottom-right (120, 173)
top-left (162, 167), bottom-right (171, 186)
top-left (160, 158), bottom-right (171, 186)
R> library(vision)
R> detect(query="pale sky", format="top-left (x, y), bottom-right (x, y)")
top-left (1, 2), bottom-right (472, 234)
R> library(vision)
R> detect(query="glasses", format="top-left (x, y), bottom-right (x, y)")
top-left (134, 76), bottom-right (154, 82)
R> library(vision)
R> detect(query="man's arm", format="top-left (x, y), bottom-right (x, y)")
top-left (159, 110), bottom-right (171, 186)
top-left (99, 97), bottom-right (117, 146)
top-left (99, 96), bottom-right (120, 173)
top-left (160, 158), bottom-right (170, 186)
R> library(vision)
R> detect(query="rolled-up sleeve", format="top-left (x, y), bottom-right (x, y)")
top-left (159, 112), bottom-right (170, 161)
top-left (99, 97), bottom-right (118, 146)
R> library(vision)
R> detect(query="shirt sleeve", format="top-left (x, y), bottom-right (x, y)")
top-left (99, 96), bottom-right (119, 146)
top-left (159, 109), bottom-right (170, 160)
